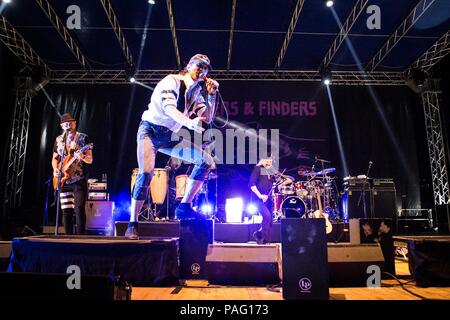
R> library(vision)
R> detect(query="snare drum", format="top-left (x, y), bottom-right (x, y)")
top-left (175, 174), bottom-right (189, 200)
top-left (278, 184), bottom-right (295, 195)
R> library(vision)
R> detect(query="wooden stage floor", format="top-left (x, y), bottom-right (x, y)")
top-left (131, 259), bottom-right (450, 300)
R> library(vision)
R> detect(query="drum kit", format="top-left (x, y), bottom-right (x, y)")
top-left (271, 164), bottom-right (340, 223)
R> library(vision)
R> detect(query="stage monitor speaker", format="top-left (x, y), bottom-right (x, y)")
top-left (205, 243), bottom-right (281, 286)
top-left (85, 201), bottom-right (114, 229)
top-left (0, 272), bottom-right (131, 300)
top-left (407, 237), bottom-right (450, 287)
top-left (328, 244), bottom-right (384, 287)
top-left (114, 221), bottom-right (180, 237)
top-left (281, 218), bottom-right (329, 300)
top-left (436, 204), bottom-right (450, 234)
top-left (179, 219), bottom-right (214, 280)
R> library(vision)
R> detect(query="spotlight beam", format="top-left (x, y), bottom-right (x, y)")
top-left (325, 85), bottom-right (349, 177)
top-left (320, 0), bottom-right (369, 69)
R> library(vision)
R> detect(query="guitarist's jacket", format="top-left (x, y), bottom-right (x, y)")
top-left (53, 132), bottom-right (90, 185)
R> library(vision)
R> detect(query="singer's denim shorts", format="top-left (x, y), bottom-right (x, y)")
top-left (132, 121), bottom-right (214, 200)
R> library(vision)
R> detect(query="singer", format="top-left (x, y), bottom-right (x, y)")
top-left (51, 113), bottom-right (93, 235)
top-left (126, 54), bottom-right (219, 239)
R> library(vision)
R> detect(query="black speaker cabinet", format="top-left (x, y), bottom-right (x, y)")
top-left (342, 189), bottom-right (372, 219)
top-left (179, 219), bottom-right (214, 279)
top-left (0, 272), bottom-right (131, 300)
top-left (205, 243), bottom-right (281, 286)
top-left (436, 204), bottom-right (450, 233)
top-left (407, 237), bottom-right (450, 287)
top-left (281, 218), bottom-right (329, 300)
top-left (373, 188), bottom-right (397, 220)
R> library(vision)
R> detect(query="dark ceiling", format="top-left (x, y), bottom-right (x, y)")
top-left (1, 0), bottom-right (449, 71)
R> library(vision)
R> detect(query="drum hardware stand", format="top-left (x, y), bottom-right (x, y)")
top-left (357, 161), bottom-right (373, 219)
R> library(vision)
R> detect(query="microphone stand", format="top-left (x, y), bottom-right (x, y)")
top-left (357, 161), bottom-right (373, 219)
top-left (54, 129), bottom-right (69, 235)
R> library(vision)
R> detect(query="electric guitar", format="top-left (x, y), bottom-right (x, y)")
top-left (53, 143), bottom-right (93, 190)
top-left (313, 186), bottom-right (333, 234)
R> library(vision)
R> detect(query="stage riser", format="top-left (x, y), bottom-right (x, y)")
top-left (8, 236), bottom-right (180, 287)
top-left (115, 221), bottom-right (349, 243)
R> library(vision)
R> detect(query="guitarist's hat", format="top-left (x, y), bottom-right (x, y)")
top-left (60, 113), bottom-right (76, 123)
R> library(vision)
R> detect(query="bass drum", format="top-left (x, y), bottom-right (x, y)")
top-left (281, 196), bottom-right (307, 218)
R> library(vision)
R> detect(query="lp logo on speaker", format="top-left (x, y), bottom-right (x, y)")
top-left (298, 277), bottom-right (312, 293)
top-left (191, 263), bottom-right (201, 275)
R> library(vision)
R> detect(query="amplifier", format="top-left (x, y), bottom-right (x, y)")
top-left (85, 201), bottom-right (114, 229)
top-left (88, 192), bottom-right (109, 200)
top-left (88, 182), bottom-right (107, 191)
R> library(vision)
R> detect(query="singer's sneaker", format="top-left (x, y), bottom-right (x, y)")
top-left (125, 222), bottom-right (139, 240)
top-left (175, 203), bottom-right (206, 220)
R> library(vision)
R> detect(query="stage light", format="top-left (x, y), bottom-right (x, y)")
top-left (148, 0), bottom-right (155, 4)
top-left (129, 77), bottom-right (136, 83)
top-left (246, 203), bottom-right (258, 215)
top-left (225, 198), bottom-right (243, 223)
top-left (2, 0), bottom-right (12, 4)
top-left (325, 0), bottom-right (334, 7)
top-left (200, 204), bottom-right (213, 215)
top-left (320, 67), bottom-right (332, 86)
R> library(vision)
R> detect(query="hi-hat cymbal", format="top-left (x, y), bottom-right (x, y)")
top-left (315, 167), bottom-right (336, 175)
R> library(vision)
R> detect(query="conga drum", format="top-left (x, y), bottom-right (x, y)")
top-left (131, 168), bottom-right (139, 194)
top-left (150, 169), bottom-right (168, 204)
top-left (175, 174), bottom-right (189, 200)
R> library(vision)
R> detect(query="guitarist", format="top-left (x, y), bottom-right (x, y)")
top-left (248, 157), bottom-right (275, 244)
top-left (51, 113), bottom-right (93, 235)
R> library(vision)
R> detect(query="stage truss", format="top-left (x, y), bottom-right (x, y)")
top-left (2, 78), bottom-right (33, 211)
top-left (422, 81), bottom-right (450, 205)
top-left (1, 0), bottom-right (450, 209)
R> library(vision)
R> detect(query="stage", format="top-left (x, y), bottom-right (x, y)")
top-left (3, 230), bottom-right (450, 300)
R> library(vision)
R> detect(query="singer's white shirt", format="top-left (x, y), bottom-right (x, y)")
top-left (141, 73), bottom-right (207, 132)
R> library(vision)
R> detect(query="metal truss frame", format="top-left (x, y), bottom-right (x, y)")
top-left (422, 81), bottom-right (450, 205)
top-left (34, 0), bottom-right (90, 69)
top-left (99, 0), bottom-right (134, 68)
top-left (166, 0), bottom-right (181, 69)
top-left (3, 78), bottom-right (33, 211)
top-left (320, 0), bottom-right (369, 69)
top-left (226, 0), bottom-right (237, 70)
top-left (0, 15), bottom-right (50, 75)
top-left (274, 0), bottom-right (305, 70)
top-left (366, 0), bottom-right (436, 72)
top-left (49, 69), bottom-right (405, 85)
top-left (408, 30), bottom-right (450, 73)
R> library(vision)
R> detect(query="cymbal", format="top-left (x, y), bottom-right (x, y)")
top-left (298, 171), bottom-right (317, 177)
top-left (315, 167), bottom-right (336, 175)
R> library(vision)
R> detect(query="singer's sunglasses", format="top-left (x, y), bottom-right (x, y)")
top-left (195, 63), bottom-right (210, 71)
